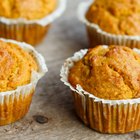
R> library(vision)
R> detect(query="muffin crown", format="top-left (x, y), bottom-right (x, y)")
top-left (86, 0), bottom-right (140, 35)
top-left (69, 45), bottom-right (140, 100)
top-left (0, 40), bottom-right (38, 92)
top-left (0, 0), bottom-right (56, 20)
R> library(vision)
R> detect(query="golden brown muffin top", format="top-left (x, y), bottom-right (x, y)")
top-left (86, 0), bottom-right (140, 35)
top-left (0, 0), bottom-right (56, 20)
top-left (69, 45), bottom-right (140, 100)
top-left (0, 40), bottom-right (38, 92)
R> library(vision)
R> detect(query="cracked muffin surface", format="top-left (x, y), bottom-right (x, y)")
top-left (86, 0), bottom-right (140, 35)
top-left (0, 0), bottom-right (56, 20)
top-left (0, 40), bottom-right (38, 92)
top-left (68, 45), bottom-right (140, 100)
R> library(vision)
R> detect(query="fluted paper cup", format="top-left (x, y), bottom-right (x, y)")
top-left (0, 38), bottom-right (48, 126)
top-left (0, 0), bottom-right (66, 46)
top-left (60, 46), bottom-right (140, 133)
top-left (78, 0), bottom-right (140, 49)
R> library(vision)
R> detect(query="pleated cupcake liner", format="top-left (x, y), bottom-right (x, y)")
top-left (0, 38), bottom-right (48, 125)
top-left (0, 0), bottom-right (66, 45)
top-left (60, 46), bottom-right (140, 133)
top-left (78, 0), bottom-right (140, 49)
top-left (0, 23), bottom-right (50, 45)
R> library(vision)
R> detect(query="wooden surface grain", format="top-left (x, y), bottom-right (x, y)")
top-left (0, 0), bottom-right (140, 140)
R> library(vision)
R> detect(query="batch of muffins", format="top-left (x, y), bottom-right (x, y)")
top-left (1, 0), bottom-right (140, 135)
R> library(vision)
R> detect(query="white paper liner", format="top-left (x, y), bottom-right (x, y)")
top-left (60, 45), bottom-right (140, 105)
top-left (0, 38), bottom-right (48, 103)
top-left (78, 0), bottom-right (140, 46)
top-left (0, 0), bottom-right (66, 26)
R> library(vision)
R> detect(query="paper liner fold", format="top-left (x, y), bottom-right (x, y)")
top-left (73, 91), bottom-right (140, 133)
top-left (60, 47), bottom-right (140, 133)
top-left (0, 23), bottom-right (50, 45)
top-left (78, 0), bottom-right (140, 48)
top-left (0, 38), bottom-right (47, 125)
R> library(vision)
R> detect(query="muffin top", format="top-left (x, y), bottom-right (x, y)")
top-left (0, 0), bottom-right (56, 20)
top-left (69, 45), bottom-right (140, 100)
top-left (86, 0), bottom-right (140, 35)
top-left (0, 40), bottom-right (38, 92)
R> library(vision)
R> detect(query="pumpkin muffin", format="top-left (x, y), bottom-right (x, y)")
top-left (0, 38), bottom-right (47, 126)
top-left (0, 0), bottom-right (65, 45)
top-left (78, 0), bottom-right (140, 48)
top-left (61, 45), bottom-right (140, 133)
top-left (86, 0), bottom-right (140, 35)
top-left (69, 45), bottom-right (140, 100)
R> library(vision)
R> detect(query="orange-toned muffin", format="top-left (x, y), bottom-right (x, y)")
top-left (0, 0), bottom-right (56, 20)
top-left (61, 45), bottom-right (140, 133)
top-left (0, 0), bottom-right (65, 46)
top-left (86, 0), bottom-right (140, 35)
top-left (69, 45), bottom-right (140, 100)
top-left (0, 39), bottom-right (47, 126)
top-left (0, 40), bottom-right (38, 92)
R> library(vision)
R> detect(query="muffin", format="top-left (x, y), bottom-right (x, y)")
top-left (78, 0), bottom-right (140, 48)
top-left (61, 45), bottom-right (140, 133)
top-left (0, 38), bottom-right (47, 126)
top-left (0, 0), bottom-right (66, 45)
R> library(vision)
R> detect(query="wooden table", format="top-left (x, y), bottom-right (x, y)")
top-left (0, 0), bottom-right (139, 139)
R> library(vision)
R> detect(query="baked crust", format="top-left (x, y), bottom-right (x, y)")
top-left (0, 0), bottom-right (56, 20)
top-left (69, 45), bottom-right (140, 100)
top-left (86, 0), bottom-right (140, 35)
top-left (0, 40), bottom-right (38, 92)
